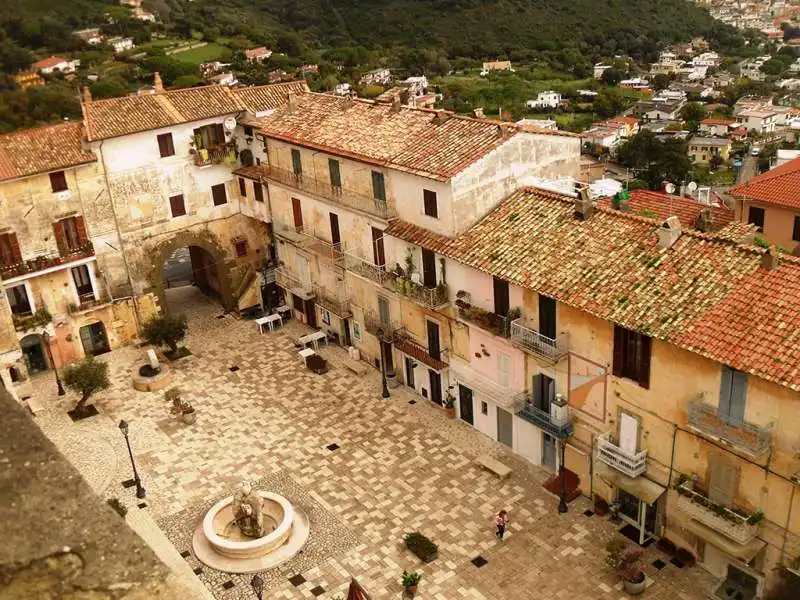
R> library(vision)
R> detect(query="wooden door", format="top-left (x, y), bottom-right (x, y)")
top-left (421, 248), bottom-right (437, 287)
top-left (292, 197), bottom-right (303, 229)
top-left (329, 213), bottom-right (341, 246)
top-left (405, 357), bottom-right (415, 388)
top-left (459, 384), bottom-right (474, 425)
top-left (493, 277), bottom-right (510, 316)
top-left (371, 227), bottom-right (385, 267)
top-left (539, 295), bottom-right (557, 340)
top-left (426, 320), bottom-right (440, 360)
top-left (428, 369), bottom-right (442, 405)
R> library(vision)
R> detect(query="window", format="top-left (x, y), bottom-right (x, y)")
top-left (612, 325), bottom-right (652, 389)
top-left (211, 183), bottom-right (227, 206)
top-left (793, 216), bottom-right (800, 242)
top-left (8, 284), bottom-right (32, 315)
top-left (0, 232), bottom-right (21, 267)
top-left (352, 321), bottom-right (362, 342)
top-left (719, 366), bottom-right (747, 424)
top-left (255, 157), bottom-right (261, 166)
top-left (329, 159), bottom-right (342, 189)
top-left (254, 183), bottom-right (264, 203)
top-left (49, 171), bottom-right (68, 193)
top-left (291, 149), bottom-right (302, 176)
top-left (235, 240), bottom-right (248, 257)
top-left (371, 170), bottom-right (386, 202)
top-left (423, 189), bottom-right (438, 218)
top-left (53, 216), bottom-right (87, 255)
top-left (747, 206), bottom-right (765, 231)
top-left (243, 125), bottom-right (253, 137)
top-left (157, 133), bottom-right (175, 158)
top-left (322, 309), bottom-right (331, 326)
top-left (238, 177), bottom-right (247, 197)
top-left (169, 194), bottom-right (186, 217)
top-left (481, 401), bottom-right (488, 415)
top-left (72, 264), bottom-right (93, 299)
top-left (193, 124), bottom-right (225, 150)
top-left (292, 197), bottom-right (303, 229)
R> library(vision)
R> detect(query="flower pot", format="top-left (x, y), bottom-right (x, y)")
top-left (594, 496), bottom-right (609, 516)
top-left (182, 410), bottom-right (196, 425)
top-left (405, 584), bottom-right (418, 595)
top-left (623, 576), bottom-right (647, 595)
top-left (445, 407), bottom-right (455, 418)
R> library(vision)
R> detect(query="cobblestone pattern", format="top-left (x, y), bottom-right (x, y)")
top-left (29, 286), bottom-right (718, 600)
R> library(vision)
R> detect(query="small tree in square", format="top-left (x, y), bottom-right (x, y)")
top-left (142, 313), bottom-right (188, 357)
top-left (63, 356), bottom-right (110, 415)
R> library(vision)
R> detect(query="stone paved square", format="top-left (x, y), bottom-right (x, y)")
top-left (30, 286), bottom-right (718, 599)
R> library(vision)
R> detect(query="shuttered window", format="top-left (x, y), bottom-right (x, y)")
top-left (169, 194), bottom-right (186, 217)
top-left (0, 232), bottom-right (22, 267)
top-left (291, 149), bottom-right (302, 176)
top-left (371, 171), bottom-right (386, 202)
top-left (793, 216), bottom-right (800, 242)
top-left (211, 183), bottom-right (227, 206)
top-left (157, 133), bottom-right (175, 158)
top-left (612, 325), bottom-right (652, 389)
top-left (253, 183), bottom-right (264, 203)
top-left (718, 366), bottom-right (748, 424)
top-left (238, 178), bottom-right (247, 197)
top-left (53, 216), bottom-right (87, 255)
top-left (328, 159), bottom-right (341, 188)
top-left (423, 189), bottom-right (438, 218)
top-left (49, 171), bottom-right (68, 192)
top-left (707, 453), bottom-right (740, 506)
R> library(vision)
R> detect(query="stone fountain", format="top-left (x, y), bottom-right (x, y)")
top-left (132, 349), bottom-right (173, 392)
top-left (192, 480), bottom-right (310, 573)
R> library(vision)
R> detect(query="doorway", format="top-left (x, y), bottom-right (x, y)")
top-left (616, 488), bottom-right (663, 545)
top-left (163, 245), bottom-right (221, 305)
top-left (80, 322), bottom-right (110, 356)
top-left (542, 432), bottom-right (557, 469)
top-left (20, 334), bottom-right (48, 374)
top-left (459, 384), bottom-right (474, 425)
top-left (405, 357), bottom-right (415, 388)
top-left (426, 320), bottom-right (441, 360)
top-left (497, 408), bottom-right (513, 447)
top-left (428, 369), bottom-right (442, 405)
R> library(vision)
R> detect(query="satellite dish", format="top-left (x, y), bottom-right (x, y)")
top-left (223, 116), bottom-right (237, 131)
top-left (687, 181), bottom-right (698, 192)
top-left (665, 183), bottom-right (676, 194)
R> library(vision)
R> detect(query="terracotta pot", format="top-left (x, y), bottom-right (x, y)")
top-left (405, 584), bottom-right (418, 595)
top-left (182, 410), bottom-right (196, 425)
top-left (623, 575), bottom-right (647, 595)
top-left (445, 407), bottom-right (456, 418)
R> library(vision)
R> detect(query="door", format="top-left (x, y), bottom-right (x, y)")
top-left (343, 319), bottom-right (351, 346)
top-left (429, 370), bottom-right (442, 405)
top-left (371, 227), bottom-right (385, 267)
top-left (619, 412), bottom-right (639, 456)
top-left (426, 320), bottom-right (440, 361)
top-left (533, 373), bottom-right (555, 411)
top-left (497, 408), bottom-right (513, 447)
top-left (405, 357), bottom-right (415, 388)
top-left (21, 336), bottom-right (48, 374)
top-left (459, 384), bottom-right (474, 425)
top-left (80, 322), bottom-right (110, 356)
top-left (292, 197), bottom-right (303, 229)
top-left (539, 295), bottom-right (557, 340)
top-left (618, 488), bottom-right (640, 524)
top-left (543, 433), bottom-right (557, 469)
top-left (421, 248), bottom-right (437, 287)
top-left (329, 213), bottom-right (341, 246)
top-left (304, 299), bottom-right (317, 328)
top-left (381, 339), bottom-right (394, 373)
top-left (493, 277), bottom-right (510, 316)
top-left (378, 296), bottom-right (390, 326)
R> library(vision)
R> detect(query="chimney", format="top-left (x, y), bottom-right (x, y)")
top-left (656, 216), bottom-right (682, 251)
top-left (154, 71), bottom-right (163, 93)
top-left (694, 208), bottom-right (714, 233)
top-left (574, 185), bottom-right (594, 220)
top-left (760, 245), bottom-right (780, 271)
top-left (390, 94), bottom-right (402, 114)
top-left (473, 107), bottom-right (485, 118)
top-left (287, 92), bottom-right (297, 107)
top-left (432, 110), bottom-right (450, 126)
top-left (82, 86), bottom-right (92, 104)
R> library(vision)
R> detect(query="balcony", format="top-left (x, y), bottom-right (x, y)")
top-left (456, 298), bottom-right (515, 338)
top-left (514, 391), bottom-right (573, 438)
top-left (393, 328), bottom-right (448, 371)
top-left (344, 254), bottom-right (393, 286)
top-left (313, 285), bottom-right (351, 318)
top-left (275, 268), bottom-right (315, 299)
top-left (596, 432), bottom-right (647, 478)
top-left (276, 225), bottom-right (344, 264)
top-left (345, 255), bottom-right (449, 309)
top-left (193, 142), bottom-right (237, 167)
top-left (1, 242), bottom-right (94, 281)
top-left (363, 309), bottom-right (400, 341)
top-left (262, 165), bottom-right (397, 220)
top-left (12, 309), bottom-right (52, 332)
top-left (510, 318), bottom-right (569, 361)
top-left (68, 296), bottom-right (107, 314)
top-left (677, 480), bottom-right (763, 545)
top-left (687, 397), bottom-right (773, 457)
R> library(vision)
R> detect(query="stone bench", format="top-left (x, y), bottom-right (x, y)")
top-left (26, 397), bottom-right (46, 415)
top-left (343, 358), bottom-right (367, 376)
top-left (475, 454), bottom-right (512, 479)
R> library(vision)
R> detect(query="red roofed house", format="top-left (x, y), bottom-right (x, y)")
top-left (698, 117), bottom-right (734, 137)
top-left (729, 157), bottom-right (800, 250)
top-left (32, 56), bottom-right (80, 75)
top-left (244, 47), bottom-right (272, 63)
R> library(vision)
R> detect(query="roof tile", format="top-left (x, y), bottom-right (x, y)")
top-left (729, 157), bottom-right (800, 210)
top-left (0, 122), bottom-right (95, 182)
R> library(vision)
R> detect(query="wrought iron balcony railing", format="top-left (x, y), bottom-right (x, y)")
top-left (596, 432), bottom-right (647, 478)
top-left (362, 309), bottom-right (400, 341)
top-left (687, 397), bottom-right (773, 456)
top-left (510, 318), bottom-right (569, 361)
top-left (275, 225), bottom-right (344, 263)
top-left (275, 268), bottom-right (314, 296)
top-left (513, 391), bottom-right (573, 439)
top-left (193, 141), bottom-right (237, 167)
top-left (456, 301), bottom-right (513, 338)
top-left (313, 285), bottom-right (351, 318)
top-left (676, 480), bottom-right (762, 545)
top-left (1, 242), bottom-right (94, 280)
top-left (344, 255), bottom-right (449, 309)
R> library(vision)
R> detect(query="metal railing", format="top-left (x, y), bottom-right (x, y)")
top-left (194, 141), bottom-right (237, 167)
top-left (513, 391), bottom-right (572, 438)
top-left (676, 480), bottom-right (761, 545)
top-left (281, 225), bottom-right (344, 263)
top-left (363, 309), bottom-right (400, 341)
top-left (344, 254), bottom-right (393, 286)
top-left (596, 432), bottom-right (647, 478)
top-left (313, 285), bottom-right (351, 317)
top-left (344, 254), bottom-right (448, 309)
top-left (687, 397), bottom-right (773, 456)
top-left (275, 268), bottom-right (314, 295)
top-left (457, 304), bottom-right (511, 338)
top-left (510, 319), bottom-right (569, 361)
top-left (1, 242), bottom-right (94, 280)
top-left (262, 165), bottom-right (397, 219)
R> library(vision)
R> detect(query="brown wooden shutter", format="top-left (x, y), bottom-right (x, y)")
top-left (74, 216), bottom-right (88, 245)
top-left (637, 334), bottom-right (651, 389)
top-left (9, 232), bottom-right (21, 263)
top-left (238, 178), bottom-right (246, 197)
top-left (612, 325), bottom-right (624, 377)
top-left (52, 221), bottom-right (67, 255)
top-left (254, 183), bottom-right (264, 203)
top-left (169, 194), bottom-right (186, 217)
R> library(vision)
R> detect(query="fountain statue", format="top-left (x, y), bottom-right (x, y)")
top-left (232, 480), bottom-right (265, 538)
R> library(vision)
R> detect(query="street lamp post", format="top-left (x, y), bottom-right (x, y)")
top-left (41, 330), bottom-right (65, 396)
top-left (558, 439), bottom-right (568, 513)
top-left (376, 328), bottom-right (390, 400)
top-left (118, 420), bottom-right (146, 499)
top-left (250, 574), bottom-right (264, 600)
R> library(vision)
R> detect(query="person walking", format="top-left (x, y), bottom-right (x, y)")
top-left (495, 509), bottom-right (508, 540)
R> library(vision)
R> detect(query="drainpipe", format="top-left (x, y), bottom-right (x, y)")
top-left (98, 141), bottom-right (142, 334)
top-left (664, 423), bottom-right (679, 535)
top-left (780, 480), bottom-right (797, 566)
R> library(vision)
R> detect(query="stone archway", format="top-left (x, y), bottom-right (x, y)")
top-left (147, 230), bottom-right (234, 314)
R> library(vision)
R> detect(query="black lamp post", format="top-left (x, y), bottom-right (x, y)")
top-left (41, 330), bottom-right (65, 396)
top-left (118, 420), bottom-right (146, 499)
top-left (558, 439), bottom-right (568, 513)
top-left (376, 328), bottom-right (390, 400)
top-left (250, 574), bottom-right (264, 600)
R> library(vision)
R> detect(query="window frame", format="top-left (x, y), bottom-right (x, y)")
top-left (235, 239), bottom-right (248, 257)
top-left (328, 158), bottom-right (342, 189)
top-left (747, 206), bottom-right (765, 231)
top-left (157, 132), bottom-right (175, 158)
top-left (211, 183), bottom-right (228, 206)
top-left (612, 325), bottom-right (652, 389)
top-left (371, 170), bottom-right (386, 202)
top-left (49, 171), bottom-right (68, 193)
top-left (169, 194), bottom-right (186, 218)
top-left (423, 189), bottom-right (438, 218)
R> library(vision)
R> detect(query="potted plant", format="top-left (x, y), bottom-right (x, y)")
top-left (168, 389), bottom-right (196, 424)
top-left (444, 387), bottom-right (456, 418)
top-left (606, 539), bottom-right (647, 595)
top-left (401, 571), bottom-right (421, 596)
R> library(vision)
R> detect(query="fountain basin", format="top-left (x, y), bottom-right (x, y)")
top-left (132, 363), bottom-right (172, 392)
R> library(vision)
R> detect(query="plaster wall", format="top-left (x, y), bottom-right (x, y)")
top-left (740, 199), bottom-right (800, 250)
top-left (236, 177), bottom-right (271, 223)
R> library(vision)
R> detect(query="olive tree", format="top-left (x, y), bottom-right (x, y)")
top-left (63, 356), bottom-right (110, 415)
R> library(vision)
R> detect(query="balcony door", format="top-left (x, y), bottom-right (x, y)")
top-left (428, 369), bottom-right (442, 405)
top-left (329, 213), bottom-right (341, 246)
top-left (497, 408), bottom-right (513, 447)
top-left (421, 248), bottom-right (436, 287)
top-left (539, 294), bottom-right (556, 340)
top-left (533, 373), bottom-right (555, 412)
top-left (72, 265), bottom-right (94, 299)
top-left (619, 412), bottom-right (639, 456)
top-left (371, 228), bottom-right (385, 267)
top-left (458, 384), bottom-right (474, 425)
top-left (426, 320), bottom-right (440, 361)
top-left (493, 277), bottom-right (509, 316)
top-left (292, 197), bottom-right (303, 230)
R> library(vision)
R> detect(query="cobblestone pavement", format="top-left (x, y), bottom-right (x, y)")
top-left (29, 286), bottom-right (718, 600)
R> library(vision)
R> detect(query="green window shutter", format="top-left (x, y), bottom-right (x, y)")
top-left (718, 366), bottom-right (733, 420)
top-left (291, 149), bottom-right (302, 176)
top-left (328, 159), bottom-right (341, 188)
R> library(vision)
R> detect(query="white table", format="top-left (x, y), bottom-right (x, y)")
top-left (298, 348), bottom-right (316, 366)
top-left (259, 313), bottom-right (283, 333)
top-left (299, 330), bottom-right (328, 350)
top-left (276, 304), bottom-right (291, 320)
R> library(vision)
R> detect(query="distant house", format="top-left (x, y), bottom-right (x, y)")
top-left (526, 90), bottom-right (561, 109)
top-left (593, 63), bottom-right (612, 80)
top-left (633, 99), bottom-right (683, 121)
top-left (516, 118), bottom-right (558, 131)
top-left (692, 52), bottom-right (720, 68)
top-left (300, 64), bottom-right (319, 75)
top-left (607, 116), bottom-right (640, 138)
top-left (73, 28), bottom-right (103, 45)
top-left (334, 83), bottom-right (351, 96)
top-left (576, 89), bottom-right (598, 98)
top-left (32, 56), bottom-right (79, 74)
top-left (13, 70), bottom-right (45, 89)
top-left (268, 70), bottom-right (289, 83)
top-left (581, 126), bottom-right (621, 150)
top-left (209, 72), bottom-right (238, 87)
top-left (401, 76), bottom-right (429, 96)
top-left (132, 8), bottom-right (156, 22)
top-left (481, 61), bottom-right (513, 76)
top-left (739, 108), bottom-right (778, 134)
top-left (199, 61), bottom-right (227, 77)
top-left (698, 118), bottom-right (734, 137)
top-left (360, 68), bottom-right (391, 86)
top-left (687, 136), bottom-right (731, 165)
top-left (245, 47), bottom-right (272, 63)
top-left (108, 37), bottom-right (135, 54)
top-left (619, 78), bottom-right (650, 91)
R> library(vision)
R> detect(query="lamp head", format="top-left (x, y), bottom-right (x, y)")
top-left (118, 419), bottom-right (129, 435)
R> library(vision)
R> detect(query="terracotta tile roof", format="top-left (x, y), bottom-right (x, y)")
top-left (729, 157), bottom-right (800, 210)
top-left (385, 188), bottom-right (800, 390)
top-left (232, 165), bottom-right (269, 180)
top-left (596, 190), bottom-right (736, 232)
top-left (32, 56), bottom-right (68, 69)
top-left (254, 93), bottom-right (566, 181)
top-left (609, 116), bottom-right (640, 125)
top-left (0, 122), bottom-right (96, 182)
top-left (82, 81), bottom-right (309, 141)
top-left (700, 118), bottom-right (734, 125)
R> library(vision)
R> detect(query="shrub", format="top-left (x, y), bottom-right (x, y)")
top-left (402, 571), bottom-right (422, 587)
top-left (142, 313), bottom-right (188, 354)
top-left (107, 497), bottom-right (128, 518)
top-left (63, 356), bottom-right (110, 415)
top-left (404, 531), bottom-right (438, 562)
top-left (606, 538), bottom-right (645, 583)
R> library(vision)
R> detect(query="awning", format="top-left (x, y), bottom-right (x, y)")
top-left (684, 519), bottom-right (766, 562)
top-left (594, 462), bottom-right (666, 505)
top-left (232, 165), bottom-right (269, 181)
